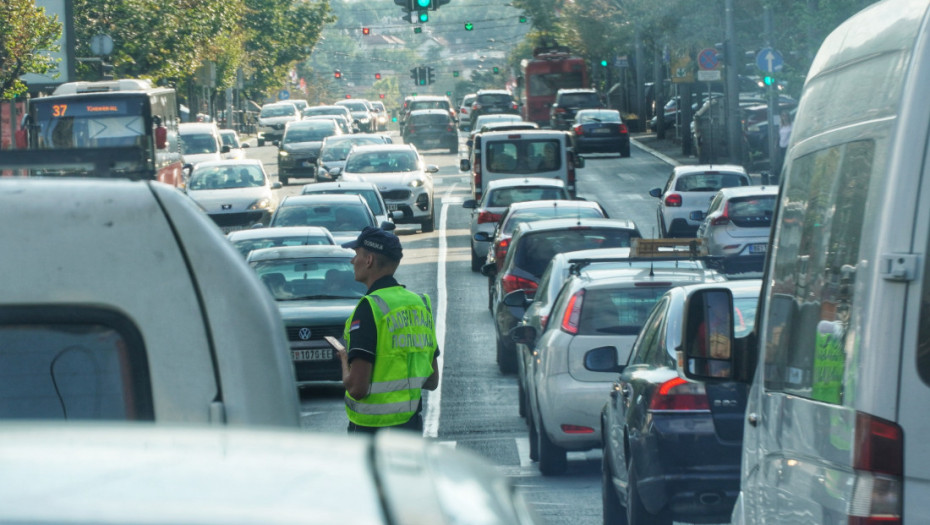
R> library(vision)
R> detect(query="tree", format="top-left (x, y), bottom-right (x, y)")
top-left (0, 0), bottom-right (62, 99)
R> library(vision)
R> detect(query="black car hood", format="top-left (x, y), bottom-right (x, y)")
top-left (283, 142), bottom-right (324, 153)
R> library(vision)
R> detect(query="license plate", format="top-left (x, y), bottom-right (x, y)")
top-left (748, 243), bottom-right (767, 254)
top-left (292, 348), bottom-right (333, 361)
top-left (387, 204), bottom-right (401, 211)
top-left (593, 128), bottom-right (612, 134)
top-left (221, 225), bottom-right (246, 234)
top-left (302, 160), bottom-right (315, 167)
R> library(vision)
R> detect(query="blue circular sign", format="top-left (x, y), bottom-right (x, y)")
top-left (278, 89), bottom-right (290, 100)
top-left (756, 47), bottom-right (784, 73)
top-left (698, 48), bottom-right (720, 70)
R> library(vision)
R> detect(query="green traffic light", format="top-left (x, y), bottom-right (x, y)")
top-left (519, 15), bottom-right (527, 23)
top-left (464, 22), bottom-right (473, 31)
top-left (492, 66), bottom-right (499, 73)
top-left (453, 70), bottom-right (459, 77)
top-left (419, 10), bottom-right (428, 22)
top-left (417, 0), bottom-right (429, 6)
top-left (419, 79), bottom-right (426, 85)
top-left (446, 91), bottom-right (452, 96)
top-left (763, 76), bottom-right (774, 86)
top-left (600, 59), bottom-right (608, 67)
top-left (413, 27), bottom-right (422, 33)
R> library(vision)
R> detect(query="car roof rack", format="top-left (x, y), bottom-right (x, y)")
top-left (567, 239), bottom-right (709, 276)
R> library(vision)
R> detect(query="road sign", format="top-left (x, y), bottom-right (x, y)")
top-left (756, 47), bottom-right (784, 73)
top-left (697, 70), bottom-right (722, 82)
top-left (698, 48), bottom-right (720, 70)
top-left (278, 89), bottom-right (290, 100)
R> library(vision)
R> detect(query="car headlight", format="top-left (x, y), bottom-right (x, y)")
top-left (409, 178), bottom-right (424, 188)
top-left (279, 150), bottom-right (289, 157)
top-left (248, 198), bottom-right (272, 210)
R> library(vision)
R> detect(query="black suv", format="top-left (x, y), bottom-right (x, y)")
top-left (402, 109), bottom-right (459, 154)
top-left (469, 89), bottom-right (519, 128)
top-left (549, 89), bottom-right (602, 130)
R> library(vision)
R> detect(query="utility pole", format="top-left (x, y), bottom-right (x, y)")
top-left (724, 0), bottom-right (742, 164)
top-left (764, 6), bottom-right (778, 183)
top-left (634, 29), bottom-right (646, 132)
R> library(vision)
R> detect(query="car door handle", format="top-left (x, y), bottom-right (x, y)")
top-left (747, 412), bottom-right (759, 427)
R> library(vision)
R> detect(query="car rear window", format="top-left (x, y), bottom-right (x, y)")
top-left (273, 203), bottom-right (373, 231)
top-left (410, 114), bottom-right (451, 126)
top-left (486, 139), bottom-right (562, 174)
top-left (306, 189), bottom-right (385, 216)
top-left (251, 257), bottom-right (367, 301)
top-left (675, 173), bottom-right (748, 191)
top-left (578, 287), bottom-right (671, 335)
top-left (477, 94), bottom-right (513, 104)
top-left (559, 93), bottom-right (600, 107)
top-left (727, 195), bottom-right (776, 226)
top-left (515, 228), bottom-right (640, 277)
top-left (487, 186), bottom-right (568, 207)
top-left (410, 100), bottom-right (450, 111)
top-left (503, 206), bottom-right (605, 234)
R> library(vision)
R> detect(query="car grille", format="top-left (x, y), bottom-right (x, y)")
top-left (381, 189), bottom-right (412, 201)
top-left (209, 211), bottom-right (265, 227)
top-left (287, 324), bottom-right (344, 342)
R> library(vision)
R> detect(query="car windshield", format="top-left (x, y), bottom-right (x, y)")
top-left (345, 151), bottom-right (418, 173)
top-left (260, 105), bottom-right (295, 117)
top-left (485, 186), bottom-right (568, 207)
top-left (675, 173), bottom-right (748, 191)
top-left (515, 228), bottom-right (640, 277)
top-left (304, 107), bottom-right (343, 117)
top-left (232, 235), bottom-right (334, 257)
top-left (305, 189), bottom-right (384, 215)
top-left (503, 206), bottom-right (604, 234)
top-left (411, 114), bottom-right (450, 126)
top-left (272, 204), bottom-right (373, 231)
top-left (321, 137), bottom-right (384, 161)
top-left (478, 94), bottom-right (513, 105)
top-left (284, 126), bottom-right (334, 143)
top-left (251, 257), bottom-right (367, 301)
top-left (188, 165), bottom-right (265, 190)
top-left (219, 132), bottom-right (239, 148)
top-left (180, 133), bottom-right (218, 155)
top-left (410, 100), bottom-right (449, 111)
top-left (578, 287), bottom-right (672, 335)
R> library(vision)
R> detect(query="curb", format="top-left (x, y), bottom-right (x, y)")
top-left (631, 137), bottom-right (682, 167)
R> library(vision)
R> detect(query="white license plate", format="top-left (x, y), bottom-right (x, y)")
top-left (292, 348), bottom-right (333, 362)
top-left (387, 204), bottom-right (401, 211)
top-left (748, 243), bottom-right (767, 254)
top-left (593, 128), bottom-right (612, 134)
top-left (221, 225), bottom-right (246, 234)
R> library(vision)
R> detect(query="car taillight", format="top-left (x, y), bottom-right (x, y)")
top-left (573, 125), bottom-right (584, 136)
top-left (648, 377), bottom-right (710, 412)
top-left (711, 202), bottom-right (730, 225)
top-left (554, 107), bottom-right (567, 114)
top-left (501, 273), bottom-right (538, 296)
top-left (561, 424), bottom-right (594, 434)
top-left (665, 194), bottom-right (683, 207)
top-left (494, 237), bottom-right (510, 262)
top-left (619, 123), bottom-right (628, 134)
top-left (446, 125), bottom-right (454, 132)
top-left (567, 153), bottom-right (576, 194)
top-left (560, 289), bottom-right (584, 334)
top-left (474, 152), bottom-right (482, 192)
top-left (472, 103), bottom-right (482, 111)
top-left (477, 210), bottom-right (501, 224)
top-left (407, 125), bottom-right (415, 134)
top-left (511, 102), bottom-right (519, 110)
top-left (540, 315), bottom-right (548, 331)
top-left (848, 412), bottom-right (903, 524)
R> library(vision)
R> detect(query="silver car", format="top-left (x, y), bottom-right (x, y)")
top-left (649, 164), bottom-right (751, 238)
top-left (694, 185), bottom-right (778, 256)
top-left (226, 226), bottom-right (336, 257)
top-left (316, 134), bottom-right (393, 182)
top-left (336, 144), bottom-right (438, 232)
top-left (0, 423), bottom-right (543, 525)
top-left (301, 180), bottom-right (394, 226)
top-left (462, 177), bottom-right (570, 272)
top-left (269, 193), bottom-right (390, 246)
top-left (185, 159), bottom-right (281, 233)
top-left (513, 265), bottom-right (726, 475)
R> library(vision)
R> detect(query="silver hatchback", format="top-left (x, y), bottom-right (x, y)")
top-left (694, 185), bottom-right (778, 257)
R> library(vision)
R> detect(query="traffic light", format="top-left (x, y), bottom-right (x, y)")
top-left (492, 66), bottom-right (500, 74)
top-left (334, 69), bottom-right (342, 79)
top-left (345, 94), bottom-right (352, 98)
top-left (410, 67), bottom-right (420, 84)
top-left (600, 59), bottom-right (608, 67)
top-left (374, 72), bottom-right (382, 80)
top-left (427, 66), bottom-right (435, 85)
top-left (418, 9), bottom-right (428, 22)
top-left (415, 0), bottom-right (432, 8)
top-left (413, 26), bottom-right (422, 33)
top-left (362, 27), bottom-right (370, 35)
top-left (453, 70), bottom-right (459, 77)
top-left (446, 91), bottom-right (452, 97)
top-left (379, 93), bottom-right (385, 99)
top-left (464, 22), bottom-right (473, 31)
top-left (519, 15), bottom-right (527, 23)
top-left (763, 75), bottom-right (774, 86)
top-left (418, 66), bottom-right (427, 86)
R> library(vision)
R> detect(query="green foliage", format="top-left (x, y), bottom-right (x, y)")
top-left (0, 0), bottom-right (62, 99)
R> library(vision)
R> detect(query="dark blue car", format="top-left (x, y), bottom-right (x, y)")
top-left (591, 279), bottom-right (760, 525)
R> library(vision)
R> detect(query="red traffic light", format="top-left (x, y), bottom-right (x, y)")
top-left (345, 94), bottom-right (352, 99)
top-left (334, 70), bottom-right (342, 79)
top-left (379, 94), bottom-right (385, 99)
top-left (362, 27), bottom-right (370, 35)
top-left (374, 73), bottom-right (382, 80)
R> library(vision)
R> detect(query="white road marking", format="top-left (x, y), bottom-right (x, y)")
top-left (515, 436), bottom-right (533, 468)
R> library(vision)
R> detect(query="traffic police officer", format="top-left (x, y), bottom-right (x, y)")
top-left (337, 226), bottom-right (440, 433)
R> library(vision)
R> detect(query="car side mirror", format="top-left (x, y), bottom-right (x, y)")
top-left (221, 145), bottom-right (230, 154)
top-left (272, 140), bottom-right (280, 147)
top-left (459, 159), bottom-right (471, 172)
top-left (502, 289), bottom-right (530, 308)
top-left (574, 154), bottom-right (585, 169)
top-left (473, 231), bottom-right (492, 242)
top-left (510, 325), bottom-right (537, 345)
top-left (462, 199), bottom-right (477, 209)
top-left (241, 143), bottom-right (250, 148)
top-left (271, 182), bottom-right (282, 190)
top-left (678, 288), bottom-right (753, 383)
top-left (584, 346), bottom-right (624, 374)
top-left (480, 261), bottom-right (497, 277)
top-left (329, 167), bottom-right (342, 177)
top-left (381, 221), bottom-right (396, 231)
top-left (426, 164), bottom-right (439, 173)
top-left (466, 139), bottom-right (474, 149)
top-left (690, 210), bottom-right (705, 221)
top-left (649, 188), bottom-right (662, 198)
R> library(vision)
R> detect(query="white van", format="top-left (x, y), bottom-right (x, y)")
top-left (459, 129), bottom-right (583, 200)
top-left (677, 1), bottom-right (930, 523)
top-left (178, 122), bottom-right (227, 166)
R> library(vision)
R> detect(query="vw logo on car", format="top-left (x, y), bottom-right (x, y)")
top-left (298, 327), bottom-right (312, 340)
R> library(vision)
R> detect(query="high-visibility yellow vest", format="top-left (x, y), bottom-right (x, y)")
top-left (343, 286), bottom-right (436, 427)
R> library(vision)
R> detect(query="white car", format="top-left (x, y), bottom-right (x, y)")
top-left (257, 101), bottom-right (301, 146)
top-left (462, 177), bottom-right (570, 272)
top-left (301, 180), bottom-right (394, 227)
top-left (219, 129), bottom-right (248, 160)
top-left (226, 226), bottom-right (336, 257)
top-left (694, 185), bottom-right (778, 256)
top-left (0, 424), bottom-right (543, 525)
top-left (336, 144), bottom-right (438, 232)
top-left (185, 159), bottom-right (282, 232)
top-left (315, 133), bottom-right (393, 182)
top-left (648, 164), bottom-right (751, 238)
top-left (458, 93), bottom-right (477, 130)
top-left (179, 122), bottom-right (227, 166)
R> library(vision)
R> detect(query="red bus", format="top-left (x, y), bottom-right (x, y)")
top-left (17, 79), bottom-right (184, 186)
top-left (520, 46), bottom-right (589, 126)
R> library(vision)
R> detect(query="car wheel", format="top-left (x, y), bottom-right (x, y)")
top-left (627, 460), bottom-right (671, 525)
top-left (421, 207), bottom-right (435, 233)
top-left (471, 248), bottom-right (483, 272)
top-left (620, 144), bottom-right (631, 158)
top-left (257, 138), bottom-right (265, 147)
top-left (538, 417), bottom-right (568, 475)
top-left (518, 374), bottom-right (526, 417)
top-left (496, 336), bottom-right (517, 374)
top-left (279, 175), bottom-right (288, 186)
top-left (527, 404), bottom-right (540, 461)
top-left (602, 444), bottom-right (628, 525)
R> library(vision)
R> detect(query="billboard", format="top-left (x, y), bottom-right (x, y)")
top-left (21, 0), bottom-right (75, 89)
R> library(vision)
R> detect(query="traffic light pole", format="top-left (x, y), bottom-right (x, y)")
top-left (764, 6), bottom-right (778, 183)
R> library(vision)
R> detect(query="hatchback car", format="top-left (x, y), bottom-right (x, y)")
top-left (470, 89), bottom-right (520, 127)
top-left (402, 109), bottom-right (459, 154)
top-left (277, 119), bottom-right (342, 185)
top-left (462, 178), bottom-right (570, 272)
top-left (301, 180), bottom-right (393, 226)
top-left (369, 100), bottom-right (389, 131)
top-left (595, 279), bottom-right (761, 524)
top-left (304, 114), bottom-right (353, 135)
top-left (226, 226), bottom-right (336, 258)
top-left (467, 114), bottom-right (525, 151)
top-left (513, 264), bottom-right (727, 475)
top-left (490, 218), bottom-right (641, 374)
top-left (219, 129), bottom-right (248, 160)
top-left (550, 89), bottom-right (602, 130)
top-left (247, 245), bottom-right (367, 383)
top-left (401, 95), bottom-right (456, 131)
top-left (257, 101), bottom-right (301, 146)
top-left (694, 185), bottom-right (778, 257)
top-left (335, 144), bottom-right (438, 233)
top-left (458, 93), bottom-right (477, 130)
top-left (649, 164), bottom-right (752, 238)
top-left (184, 159), bottom-right (281, 232)
top-left (302, 105), bottom-right (357, 132)
top-left (315, 133), bottom-right (393, 182)
top-left (335, 99), bottom-right (375, 132)
top-left (269, 193), bottom-right (388, 246)
top-left (179, 122), bottom-right (228, 166)
top-left (571, 109), bottom-right (630, 157)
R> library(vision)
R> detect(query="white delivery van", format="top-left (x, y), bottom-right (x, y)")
top-left (459, 129), bottom-right (584, 200)
top-left (676, 0), bottom-right (930, 523)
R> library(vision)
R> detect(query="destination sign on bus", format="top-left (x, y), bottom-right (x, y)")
top-left (34, 100), bottom-right (136, 120)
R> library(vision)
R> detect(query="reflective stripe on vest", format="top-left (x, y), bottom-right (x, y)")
top-left (343, 287), bottom-right (436, 427)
